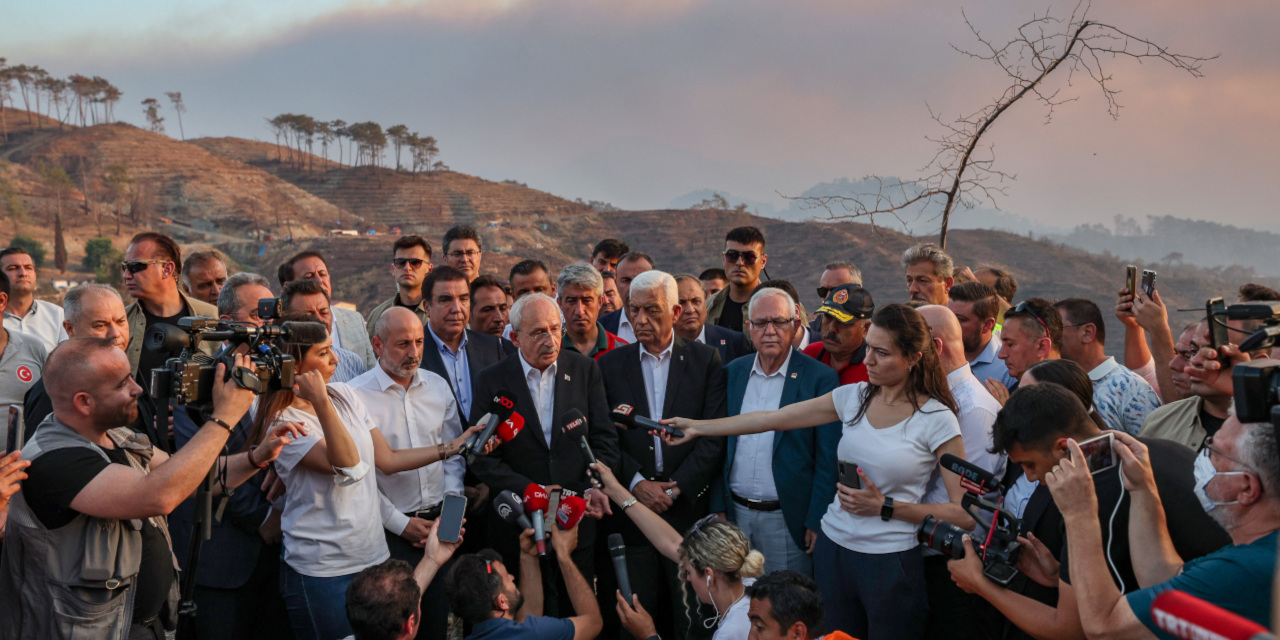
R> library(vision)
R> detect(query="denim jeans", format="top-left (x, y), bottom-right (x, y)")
top-left (280, 562), bottom-right (358, 640)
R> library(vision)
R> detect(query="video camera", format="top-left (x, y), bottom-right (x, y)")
top-left (1207, 300), bottom-right (1280, 429)
top-left (146, 317), bottom-right (298, 410)
top-left (917, 455), bottom-right (1022, 586)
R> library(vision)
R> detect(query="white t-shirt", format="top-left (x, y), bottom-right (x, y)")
top-left (272, 382), bottom-right (390, 577)
top-left (820, 383), bottom-right (961, 554)
top-left (713, 578), bottom-right (756, 640)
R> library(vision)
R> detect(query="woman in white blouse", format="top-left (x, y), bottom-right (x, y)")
top-left (247, 321), bottom-right (489, 640)
top-left (665, 304), bottom-right (974, 640)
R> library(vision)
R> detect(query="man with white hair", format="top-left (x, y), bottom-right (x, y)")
top-left (216, 272), bottom-right (273, 326)
top-left (558, 262), bottom-right (626, 360)
top-left (596, 269), bottom-right (727, 639)
top-left (902, 242), bottom-right (954, 305)
top-left (468, 292), bottom-right (620, 617)
top-left (710, 287), bottom-right (840, 578)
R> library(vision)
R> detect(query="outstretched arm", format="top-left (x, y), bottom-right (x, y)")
top-left (662, 392), bottom-right (839, 444)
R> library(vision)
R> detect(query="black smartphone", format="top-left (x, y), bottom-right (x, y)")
top-left (1140, 270), bottom-right (1157, 299)
top-left (437, 493), bottom-right (467, 543)
top-left (1125, 265), bottom-right (1137, 297)
top-left (1207, 297), bottom-right (1230, 351)
top-left (838, 460), bottom-right (862, 490)
top-left (1076, 433), bottom-right (1117, 475)
top-left (5, 405), bottom-right (23, 454)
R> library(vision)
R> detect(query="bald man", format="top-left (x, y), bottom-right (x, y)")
top-left (3, 338), bottom-right (267, 637)
top-left (348, 307), bottom-right (468, 640)
top-left (915, 304), bottom-right (1006, 640)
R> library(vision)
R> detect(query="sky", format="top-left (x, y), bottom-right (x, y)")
top-left (5, 0), bottom-right (1278, 232)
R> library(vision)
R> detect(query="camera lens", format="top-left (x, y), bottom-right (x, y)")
top-left (918, 515), bottom-right (967, 560)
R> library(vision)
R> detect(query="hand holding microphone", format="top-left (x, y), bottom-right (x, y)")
top-left (523, 484), bottom-right (550, 556)
top-left (611, 403), bottom-right (690, 442)
top-left (549, 495), bottom-right (584, 559)
top-left (461, 391), bottom-right (518, 464)
top-left (561, 409), bottom-right (602, 489)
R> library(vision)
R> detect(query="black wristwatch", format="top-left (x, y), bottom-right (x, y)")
top-left (880, 496), bottom-right (895, 522)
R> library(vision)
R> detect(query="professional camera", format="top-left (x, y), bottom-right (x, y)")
top-left (146, 317), bottom-right (298, 410)
top-left (1210, 301), bottom-right (1280, 429)
top-left (918, 455), bottom-right (1023, 586)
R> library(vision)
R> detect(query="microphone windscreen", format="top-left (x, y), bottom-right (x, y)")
top-left (556, 495), bottom-right (587, 530)
top-left (608, 533), bottom-right (626, 557)
top-left (610, 403), bottom-right (638, 428)
top-left (279, 321), bottom-right (330, 346)
top-left (493, 490), bottom-right (526, 525)
top-left (489, 391), bottom-right (517, 420)
top-left (498, 413), bottom-right (525, 442)
top-left (522, 484), bottom-right (549, 513)
top-left (560, 408), bottom-right (587, 435)
top-left (1151, 589), bottom-right (1269, 640)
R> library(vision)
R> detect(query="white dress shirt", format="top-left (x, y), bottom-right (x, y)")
top-left (632, 335), bottom-right (674, 488)
top-left (924, 363), bottom-right (1006, 505)
top-left (348, 365), bottom-right (465, 536)
top-left (3, 299), bottom-right (67, 353)
top-left (616, 314), bottom-right (637, 344)
top-left (519, 353), bottom-right (558, 446)
top-left (729, 351), bottom-right (792, 501)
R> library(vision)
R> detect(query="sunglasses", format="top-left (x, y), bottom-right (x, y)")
top-left (1010, 301), bottom-right (1051, 337)
top-left (393, 258), bottom-right (427, 269)
top-left (723, 250), bottom-right (759, 266)
top-left (817, 287), bottom-right (831, 300)
top-left (120, 259), bottom-right (169, 274)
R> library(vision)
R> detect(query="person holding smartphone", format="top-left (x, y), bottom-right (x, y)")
top-left (662, 304), bottom-right (972, 640)
top-left (249, 317), bottom-right (494, 640)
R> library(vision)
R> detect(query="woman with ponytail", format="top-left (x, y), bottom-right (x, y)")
top-left (592, 460), bottom-right (765, 640)
top-left (664, 304), bottom-right (975, 640)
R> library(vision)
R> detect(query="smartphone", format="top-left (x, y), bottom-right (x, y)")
top-left (437, 492), bottom-right (467, 543)
top-left (5, 405), bottom-right (23, 454)
top-left (1076, 433), bottom-right (1117, 475)
top-left (1140, 270), bottom-right (1157, 299)
top-left (545, 488), bottom-right (563, 532)
top-left (1125, 265), bottom-right (1137, 297)
top-left (838, 460), bottom-right (862, 490)
top-left (1206, 297), bottom-right (1230, 351)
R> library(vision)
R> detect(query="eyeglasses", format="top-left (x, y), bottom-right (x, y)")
top-left (1174, 346), bottom-right (1199, 361)
top-left (748, 318), bottom-right (795, 331)
top-left (120, 260), bottom-right (169, 274)
top-left (447, 250), bottom-right (481, 259)
top-left (817, 287), bottom-right (830, 300)
top-left (723, 250), bottom-right (759, 266)
top-left (1203, 436), bottom-right (1258, 473)
top-left (393, 258), bottom-right (427, 269)
top-left (687, 513), bottom-right (722, 539)
top-left (1010, 301), bottom-right (1051, 338)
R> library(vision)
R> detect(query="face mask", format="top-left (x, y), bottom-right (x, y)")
top-left (1193, 449), bottom-right (1247, 513)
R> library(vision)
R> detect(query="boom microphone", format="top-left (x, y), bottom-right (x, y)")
top-left (493, 490), bottom-right (534, 531)
top-left (940, 453), bottom-right (998, 493)
top-left (1151, 590), bottom-right (1272, 640)
top-left (611, 403), bottom-right (684, 439)
top-left (561, 409), bottom-right (602, 489)
top-left (523, 484), bottom-right (550, 556)
top-left (463, 391), bottom-right (517, 463)
top-left (608, 533), bottom-right (634, 605)
top-left (556, 495), bottom-right (587, 531)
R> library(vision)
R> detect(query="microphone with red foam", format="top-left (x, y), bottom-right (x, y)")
top-left (611, 403), bottom-right (684, 439)
top-left (561, 408), bottom-right (602, 489)
top-left (1150, 590), bottom-right (1272, 640)
top-left (462, 390), bottom-right (518, 464)
top-left (556, 494), bottom-right (587, 530)
top-left (523, 484), bottom-right (550, 556)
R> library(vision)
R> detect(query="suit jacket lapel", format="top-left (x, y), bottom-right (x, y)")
top-left (507, 356), bottom-right (548, 453)
top-left (550, 354), bottom-right (573, 449)
top-left (725, 363), bottom-right (747, 473)
top-left (623, 346), bottom-right (651, 418)
top-left (775, 351), bottom-right (802, 456)
top-left (662, 337), bottom-right (687, 420)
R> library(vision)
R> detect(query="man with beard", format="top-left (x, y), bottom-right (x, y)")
top-left (558, 263), bottom-right (626, 360)
top-left (600, 271), bottom-right (622, 316)
top-left (470, 275), bottom-right (511, 339)
top-left (948, 282), bottom-right (1016, 389)
top-left (0, 247), bottom-right (66, 352)
top-left (180, 250), bottom-right (229, 307)
top-left (801, 284), bottom-right (873, 386)
top-left (1139, 322), bottom-right (1232, 451)
top-left (673, 274), bottom-right (750, 365)
top-left (706, 227), bottom-right (768, 333)
top-left (350, 307), bottom-right (469, 640)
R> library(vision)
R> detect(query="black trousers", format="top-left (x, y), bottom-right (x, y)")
top-left (385, 529), bottom-right (456, 640)
top-left (923, 554), bottom-right (1003, 640)
top-left (186, 545), bottom-right (293, 640)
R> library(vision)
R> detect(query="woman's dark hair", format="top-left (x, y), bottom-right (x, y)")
top-left (246, 316), bottom-right (330, 449)
top-left (850, 304), bottom-right (958, 424)
top-left (1023, 359), bottom-right (1107, 430)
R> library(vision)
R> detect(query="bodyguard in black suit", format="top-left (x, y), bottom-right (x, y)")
top-left (468, 292), bottom-right (620, 617)
top-left (597, 270), bottom-right (727, 640)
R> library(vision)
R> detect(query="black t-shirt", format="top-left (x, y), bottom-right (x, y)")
top-left (1199, 407), bottom-right (1227, 448)
top-left (138, 303), bottom-right (190, 388)
top-left (394, 295), bottom-right (419, 310)
top-left (24, 446), bottom-right (174, 621)
top-left (1058, 436), bottom-right (1231, 590)
top-left (717, 296), bottom-right (745, 333)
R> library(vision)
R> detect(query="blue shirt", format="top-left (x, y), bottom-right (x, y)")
top-left (468, 615), bottom-right (576, 640)
top-left (332, 345), bottom-right (368, 383)
top-left (1126, 531), bottom-right (1276, 640)
top-left (968, 330), bottom-right (1016, 389)
top-left (428, 325), bottom-right (472, 418)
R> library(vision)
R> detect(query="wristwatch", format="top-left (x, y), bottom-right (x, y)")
top-left (880, 496), bottom-right (895, 522)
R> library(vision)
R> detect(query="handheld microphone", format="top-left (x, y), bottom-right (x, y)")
top-left (498, 412), bottom-right (526, 443)
top-left (523, 484), bottom-right (550, 556)
top-left (940, 453), bottom-right (998, 493)
top-left (608, 533), bottom-right (634, 605)
top-left (1151, 590), bottom-right (1271, 640)
top-left (463, 391), bottom-right (517, 463)
top-left (493, 490), bottom-right (534, 531)
top-left (611, 403), bottom-right (684, 439)
top-left (561, 409), bottom-right (602, 489)
top-left (556, 495), bottom-right (587, 530)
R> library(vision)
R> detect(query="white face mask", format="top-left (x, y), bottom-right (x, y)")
top-left (1193, 449), bottom-right (1247, 513)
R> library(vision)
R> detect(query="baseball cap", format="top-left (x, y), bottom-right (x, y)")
top-left (816, 284), bottom-right (874, 324)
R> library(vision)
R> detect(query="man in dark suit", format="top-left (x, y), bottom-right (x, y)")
top-left (599, 251), bottom-right (654, 343)
top-left (469, 292), bottom-right (620, 617)
top-left (419, 266), bottom-right (513, 420)
top-left (709, 287), bottom-right (840, 579)
top-left (596, 270), bottom-right (727, 640)
top-left (674, 273), bottom-right (751, 365)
